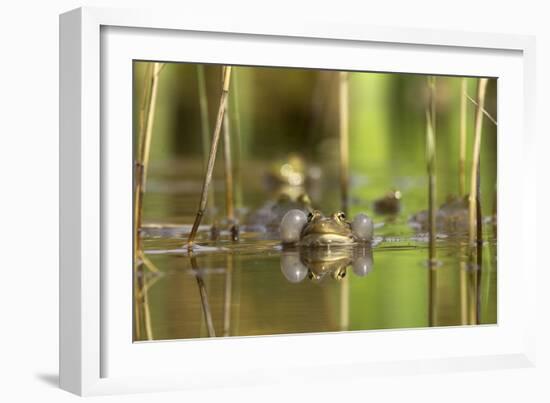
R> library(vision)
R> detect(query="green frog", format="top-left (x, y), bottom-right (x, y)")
top-left (300, 211), bottom-right (354, 246)
top-left (280, 209), bottom-right (373, 246)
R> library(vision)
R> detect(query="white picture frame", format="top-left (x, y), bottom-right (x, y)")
top-left (59, 6), bottom-right (537, 396)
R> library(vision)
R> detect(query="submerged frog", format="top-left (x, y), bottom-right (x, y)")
top-left (280, 245), bottom-right (374, 283)
top-left (246, 192), bottom-right (313, 233)
top-left (263, 153), bottom-right (321, 190)
top-left (408, 195), bottom-right (469, 233)
top-left (279, 209), bottom-right (373, 246)
top-left (373, 190), bottom-right (402, 215)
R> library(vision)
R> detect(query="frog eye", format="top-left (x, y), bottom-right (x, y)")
top-left (280, 209), bottom-right (308, 244)
top-left (336, 211), bottom-right (346, 222)
top-left (307, 212), bottom-right (314, 221)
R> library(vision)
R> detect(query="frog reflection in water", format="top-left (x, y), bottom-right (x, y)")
top-left (279, 209), bottom-right (374, 246)
top-left (280, 245), bottom-right (374, 283)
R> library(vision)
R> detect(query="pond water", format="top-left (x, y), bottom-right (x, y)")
top-left (134, 159), bottom-right (497, 341)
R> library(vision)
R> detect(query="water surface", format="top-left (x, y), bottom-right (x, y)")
top-left (134, 162), bottom-right (497, 341)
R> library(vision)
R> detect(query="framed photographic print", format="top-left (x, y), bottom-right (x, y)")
top-left (60, 7), bottom-right (537, 396)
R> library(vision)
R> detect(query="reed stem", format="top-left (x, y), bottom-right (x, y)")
top-left (475, 155), bottom-right (484, 324)
top-left (459, 78), bottom-right (467, 196)
top-left (426, 76), bottom-right (438, 327)
top-left (140, 63), bottom-right (163, 191)
top-left (339, 71), bottom-right (350, 215)
top-left (196, 65), bottom-right (217, 225)
top-left (426, 76), bottom-right (437, 263)
top-left (230, 69), bottom-right (244, 212)
top-left (134, 62), bottom-right (163, 258)
top-left (465, 93), bottom-right (497, 126)
top-left (468, 78), bottom-right (488, 246)
top-left (222, 67), bottom-right (239, 240)
top-left (222, 95), bottom-right (235, 222)
top-left (187, 66), bottom-right (232, 248)
top-left (197, 65), bottom-right (211, 167)
top-left (138, 64), bottom-right (152, 154)
top-left (476, 160), bottom-right (483, 249)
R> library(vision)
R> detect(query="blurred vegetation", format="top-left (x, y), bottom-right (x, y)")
top-left (134, 62), bottom-right (496, 216)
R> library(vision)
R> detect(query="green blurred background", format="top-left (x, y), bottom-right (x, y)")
top-left (134, 63), bottom-right (496, 221)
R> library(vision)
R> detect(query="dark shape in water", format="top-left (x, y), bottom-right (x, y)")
top-left (230, 224), bottom-right (240, 241)
top-left (409, 195), bottom-right (469, 233)
top-left (210, 223), bottom-right (220, 241)
top-left (373, 190), bottom-right (402, 215)
top-left (280, 245), bottom-right (374, 283)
